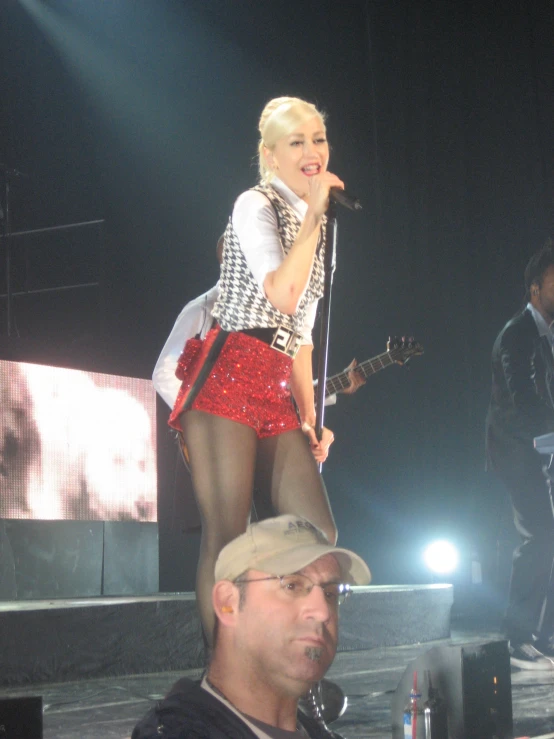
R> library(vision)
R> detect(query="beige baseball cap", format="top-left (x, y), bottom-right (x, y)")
top-left (215, 515), bottom-right (371, 585)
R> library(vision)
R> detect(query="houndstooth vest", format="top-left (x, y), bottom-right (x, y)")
top-left (211, 184), bottom-right (326, 338)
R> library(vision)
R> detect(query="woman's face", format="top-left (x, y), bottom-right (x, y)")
top-left (264, 115), bottom-right (329, 201)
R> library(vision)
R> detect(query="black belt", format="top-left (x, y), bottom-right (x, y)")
top-left (239, 326), bottom-right (302, 359)
top-left (240, 328), bottom-right (278, 343)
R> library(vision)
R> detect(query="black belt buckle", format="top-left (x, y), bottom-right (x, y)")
top-left (270, 326), bottom-right (301, 358)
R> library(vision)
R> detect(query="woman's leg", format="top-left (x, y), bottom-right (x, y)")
top-left (180, 410), bottom-right (257, 645)
top-left (255, 428), bottom-right (337, 544)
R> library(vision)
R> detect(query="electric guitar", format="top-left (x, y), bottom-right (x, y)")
top-left (323, 336), bottom-right (423, 397)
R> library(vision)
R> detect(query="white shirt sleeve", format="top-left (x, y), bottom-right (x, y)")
top-left (232, 190), bottom-right (319, 342)
top-left (232, 190), bottom-right (285, 293)
top-left (152, 284), bottom-right (219, 409)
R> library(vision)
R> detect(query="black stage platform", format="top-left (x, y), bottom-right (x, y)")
top-left (0, 585), bottom-right (452, 686)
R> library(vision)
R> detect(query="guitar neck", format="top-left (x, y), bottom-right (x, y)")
top-left (325, 351), bottom-right (400, 397)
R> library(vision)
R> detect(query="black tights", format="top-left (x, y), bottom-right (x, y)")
top-left (180, 410), bottom-right (337, 645)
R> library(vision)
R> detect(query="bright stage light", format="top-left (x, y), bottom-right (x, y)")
top-left (423, 540), bottom-right (460, 575)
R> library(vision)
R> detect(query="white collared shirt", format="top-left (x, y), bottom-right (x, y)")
top-left (232, 176), bottom-right (317, 339)
top-left (152, 284), bottom-right (219, 408)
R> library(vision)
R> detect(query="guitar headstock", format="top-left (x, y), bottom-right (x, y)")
top-left (386, 336), bottom-right (424, 365)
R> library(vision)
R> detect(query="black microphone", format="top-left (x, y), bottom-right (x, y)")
top-left (329, 187), bottom-right (362, 211)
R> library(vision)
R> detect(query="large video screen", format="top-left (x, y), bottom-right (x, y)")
top-left (0, 359), bottom-right (157, 521)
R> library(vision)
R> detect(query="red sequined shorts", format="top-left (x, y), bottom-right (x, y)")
top-left (168, 326), bottom-right (301, 439)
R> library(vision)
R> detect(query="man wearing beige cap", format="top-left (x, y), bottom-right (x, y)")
top-left (132, 514), bottom-right (371, 739)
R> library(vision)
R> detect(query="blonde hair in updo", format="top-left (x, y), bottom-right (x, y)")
top-left (257, 96), bottom-right (326, 184)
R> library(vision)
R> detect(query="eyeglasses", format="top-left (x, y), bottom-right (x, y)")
top-left (233, 573), bottom-right (351, 608)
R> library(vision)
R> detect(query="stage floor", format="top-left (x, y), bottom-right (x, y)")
top-left (2, 625), bottom-right (554, 739)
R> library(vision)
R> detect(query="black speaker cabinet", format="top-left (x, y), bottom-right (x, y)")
top-left (392, 640), bottom-right (513, 739)
top-left (0, 696), bottom-right (43, 739)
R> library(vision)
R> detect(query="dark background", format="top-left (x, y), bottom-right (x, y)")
top-left (1, 0), bottom-right (553, 596)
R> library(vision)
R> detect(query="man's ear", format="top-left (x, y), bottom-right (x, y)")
top-left (213, 580), bottom-right (239, 625)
